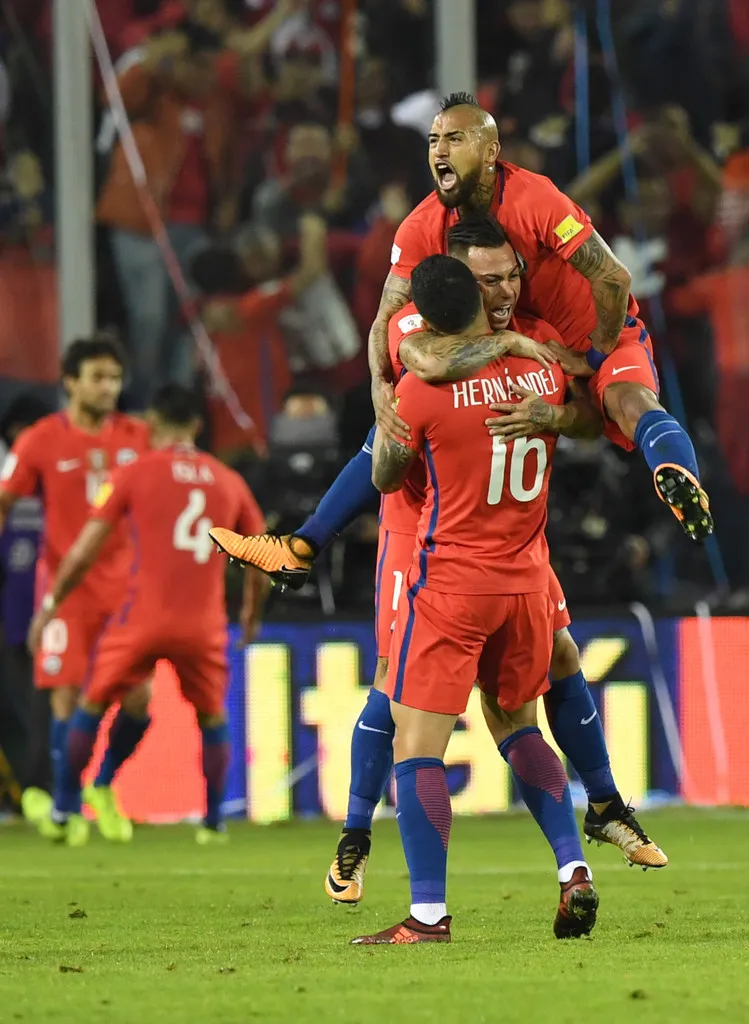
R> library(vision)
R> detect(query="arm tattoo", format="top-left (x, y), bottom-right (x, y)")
top-left (525, 398), bottom-right (557, 432)
top-left (373, 437), bottom-right (415, 493)
top-left (569, 230), bottom-right (630, 353)
top-left (368, 273), bottom-right (411, 381)
top-left (401, 330), bottom-right (509, 382)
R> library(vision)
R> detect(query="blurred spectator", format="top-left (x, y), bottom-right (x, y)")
top-left (353, 56), bottom-right (432, 202)
top-left (97, 19), bottom-right (241, 408)
top-left (0, 393), bottom-right (50, 803)
top-left (353, 182), bottom-right (412, 340)
top-left (251, 120), bottom-right (374, 236)
top-left (669, 151), bottom-right (749, 501)
top-left (199, 212), bottom-right (328, 456)
top-left (363, 0), bottom-right (433, 100)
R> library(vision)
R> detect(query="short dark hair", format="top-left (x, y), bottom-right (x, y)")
top-left (61, 335), bottom-right (127, 379)
top-left (149, 384), bottom-right (203, 427)
top-left (447, 215), bottom-right (510, 254)
top-left (440, 92), bottom-right (479, 112)
top-left (411, 254), bottom-right (481, 334)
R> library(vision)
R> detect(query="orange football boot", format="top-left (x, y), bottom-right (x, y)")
top-left (553, 866), bottom-right (598, 939)
top-left (653, 464), bottom-right (713, 542)
top-left (209, 529), bottom-right (312, 591)
top-left (350, 915), bottom-right (451, 945)
top-left (584, 801), bottom-right (668, 870)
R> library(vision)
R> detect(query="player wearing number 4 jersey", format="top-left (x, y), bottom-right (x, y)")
top-left (28, 386), bottom-right (268, 844)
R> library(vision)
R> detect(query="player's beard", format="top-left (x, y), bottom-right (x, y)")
top-left (435, 166), bottom-right (483, 210)
top-left (80, 399), bottom-right (113, 425)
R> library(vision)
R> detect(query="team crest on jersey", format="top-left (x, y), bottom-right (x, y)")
top-left (87, 448), bottom-right (107, 471)
top-left (553, 215), bottom-right (584, 244)
top-left (116, 448), bottom-right (137, 466)
top-left (398, 313), bottom-right (423, 334)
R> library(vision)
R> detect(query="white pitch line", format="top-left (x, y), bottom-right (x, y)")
top-left (4, 862), bottom-right (745, 881)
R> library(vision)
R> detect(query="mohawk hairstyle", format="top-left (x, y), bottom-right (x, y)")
top-left (440, 92), bottom-right (479, 111)
top-left (448, 215), bottom-right (510, 253)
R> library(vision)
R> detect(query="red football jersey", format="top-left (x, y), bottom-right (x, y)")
top-left (92, 444), bottom-right (264, 633)
top-left (394, 349), bottom-right (566, 595)
top-left (0, 411), bottom-right (150, 609)
top-left (390, 162), bottom-right (639, 351)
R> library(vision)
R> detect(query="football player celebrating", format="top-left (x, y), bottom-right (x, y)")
top-left (28, 385), bottom-right (267, 844)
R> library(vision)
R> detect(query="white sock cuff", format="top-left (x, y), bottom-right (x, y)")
top-left (558, 860), bottom-right (590, 884)
top-left (410, 902), bottom-right (447, 926)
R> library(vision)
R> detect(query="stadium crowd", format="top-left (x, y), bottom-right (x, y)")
top-left (0, 0), bottom-right (747, 632)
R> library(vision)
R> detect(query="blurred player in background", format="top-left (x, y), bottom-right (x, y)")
top-left (352, 255), bottom-right (595, 944)
top-left (0, 394), bottom-right (50, 804)
top-left (374, 93), bottom-right (712, 543)
top-left (0, 337), bottom-right (150, 842)
top-left (28, 385), bottom-right (268, 845)
top-left (211, 218), bottom-right (667, 903)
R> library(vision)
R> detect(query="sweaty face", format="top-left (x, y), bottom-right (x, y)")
top-left (462, 244), bottom-right (522, 330)
top-left (429, 110), bottom-right (493, 209)
top-left (66, 357), bottom-right (124, 419)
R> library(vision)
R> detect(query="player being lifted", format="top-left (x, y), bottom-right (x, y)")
top-left (378, 92), bottom-right (712, 542)
top-left (211, 217), bottom-right (667, 898)
top-left (28, 385), bottom-right (268, 844)
top-left (224, 91), bottom-right (710, 579)
top-left (0, 337), bottom-right (150, 844)
top-left (353, 254), bottom-right (597, 944)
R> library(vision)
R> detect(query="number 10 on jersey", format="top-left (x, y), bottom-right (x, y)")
top-left (487, 436), bottom-right (547, 505)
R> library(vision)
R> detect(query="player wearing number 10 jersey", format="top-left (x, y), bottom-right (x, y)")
top-left (351, 255), bottom-right (596, 945)
top-left (28, 385), bottom-right (267, 844)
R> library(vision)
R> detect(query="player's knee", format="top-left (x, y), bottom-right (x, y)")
top-left (50, 686), bottom-right (79, 720)
top-left (197, 711), bottom-right (226, 730)
top-left (79, 698), bottom-right (107, 716)
top-left (121, 686), bottom-right (151, 719)
top-left (604, 382), bottom-right (661, 441)
top-left (550, 628), bottom-right (580, 681)
top-left (481, 693), bottom-right (539, 746)
top-left (373, 657), bottom-right (389, 692)
top-left (391, 704), bottom-right (453, 763)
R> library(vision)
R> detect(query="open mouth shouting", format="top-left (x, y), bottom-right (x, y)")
top-left (489, 302), bottom-right (513, 329)
top-left (434, 160), bottom-right (458, 193)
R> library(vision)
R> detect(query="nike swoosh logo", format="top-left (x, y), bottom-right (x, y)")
top-left (358, 721), bottom-right (391, 736)
top-left (280, 565), bottom-right (308, 574)
top-left (648, 430), bottom-right (681, 448)
top-left (580, 711), bottom-right (598, 725)
top-left (610, 366), bottom-right (639, 376)
top-left (56, 459), bottom-right (81, 472)
top-left (557, 600), bottom-right (566, 611)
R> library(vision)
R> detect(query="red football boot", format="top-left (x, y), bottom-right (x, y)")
top-left (350, 915), bottom-right (452, 945)
top-left (553, 867), bottom-right (598, 939)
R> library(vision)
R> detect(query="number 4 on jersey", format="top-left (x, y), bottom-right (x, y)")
top-left (173, 489), bottom-right (213, 563)
top-left (487, 436), bottom-right (547, 505)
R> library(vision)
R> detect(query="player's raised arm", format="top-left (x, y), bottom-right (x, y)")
top-left (369, 271), bottom-right (413, 437)
top-left (27, 518), bottom-right (114, 654)
top-left (568, 230), bottom-right (631, 357)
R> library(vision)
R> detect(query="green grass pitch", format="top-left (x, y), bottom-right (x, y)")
top-left (1, 808), bottom-right (748, 1023)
